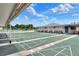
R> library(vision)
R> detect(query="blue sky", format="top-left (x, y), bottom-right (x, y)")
top-left (11, 3), bottom-right (79, 27)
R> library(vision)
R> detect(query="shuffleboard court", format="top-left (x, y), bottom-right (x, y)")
top-left (0, 31), bottom-right (78, 56)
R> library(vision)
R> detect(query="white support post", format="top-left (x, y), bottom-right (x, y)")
top-left (9, 23), bottom-right (12, 41)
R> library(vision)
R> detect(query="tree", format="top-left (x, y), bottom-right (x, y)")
top-left (19, 24), bottom-right (25, 30)
top-left (28, 24), bottom-right (33, 29)
top-left (11, 26), bottom-right (16, 30)
top-left (15, 24), bottom-right (20, 30)
top-left (7, 24), bottom-right (34, 30)
top-left (7, 24), bottom-right (10, 29)
top-left (25, 24), bottom-right (33, 30)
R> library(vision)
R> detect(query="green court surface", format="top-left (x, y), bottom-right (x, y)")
top-left (0, 32), bottom-right (79, 56)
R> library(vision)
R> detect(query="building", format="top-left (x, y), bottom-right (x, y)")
top-left (36, 23), bottom-right (79, 34)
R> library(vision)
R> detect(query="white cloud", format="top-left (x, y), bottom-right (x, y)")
top-left (49, 17), bottom-right (60, 24)
top-left (27, 7), bottom-right (36, 15)
top-left (26, 6), bottom-right (48, 19)
top-left (64, 4), bottom-right (74, 9)
top-left (16, 17), bottom-right (20, 20)
top-left (27, 19), bottom-right (42, 27)
top-left (30, 4), bottom-right (37, 7)
top-left (72, 13), bottom-right (79, 16)
top-left (71, 19), bottom-right (79, 24)
top-left (24, 16), bottom-right (29, 20)
top-left (51, 3), bottom-right (74, 13)
top-left (36, 14), bottom-right (48, 19)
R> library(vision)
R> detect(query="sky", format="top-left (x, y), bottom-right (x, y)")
top-left (11, 3), bottom-right (79, 27)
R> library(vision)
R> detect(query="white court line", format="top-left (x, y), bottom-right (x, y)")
top-left (0, 34), bottom-right (67, 41)
top-left (38, 45), bottom-right (70, 56)
top-left (0, 34), bottom-right (55, 41)
top-left (21, 42), bottom-right (32, 49)
top-left (41, 45), bottom-right (70, 51)
top-left (15, 43), bottom-right (26, 50)
top-left (13, 38), bottom-right (27, 50)
top-left (54, 48), bottom-right (66, 56)
top-left (0, 31), bottom-right (31, 34)
top-left (54, 45), bottom-right (72, 56)
top-left (0, 34), bottom-right (63, 47)
top-left (39, 45), bottom-right (69, 56)
top-left (28, 38), bottom-right (47, 48)
top-left (0, 39), bottom-right (9, 40)
top-left (0, 37), bottom-right (27, 41)
top-left (51, 48), bottom-right (68, 56)
top-left (39, 48), bottom-right (68, 56)
top-left (12, 34), bottom-right (63, 49)
top-left (37, 51), bottom-right (45, 56)
top-left (40, 45), bottom-right (69, 56)
top-left (69, 45), bottom-right (73, 56)
top-left (7, 35), bottom-right (77, 56)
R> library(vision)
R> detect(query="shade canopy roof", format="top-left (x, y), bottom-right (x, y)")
top-left (0, 3), bottom-right (30, 27)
